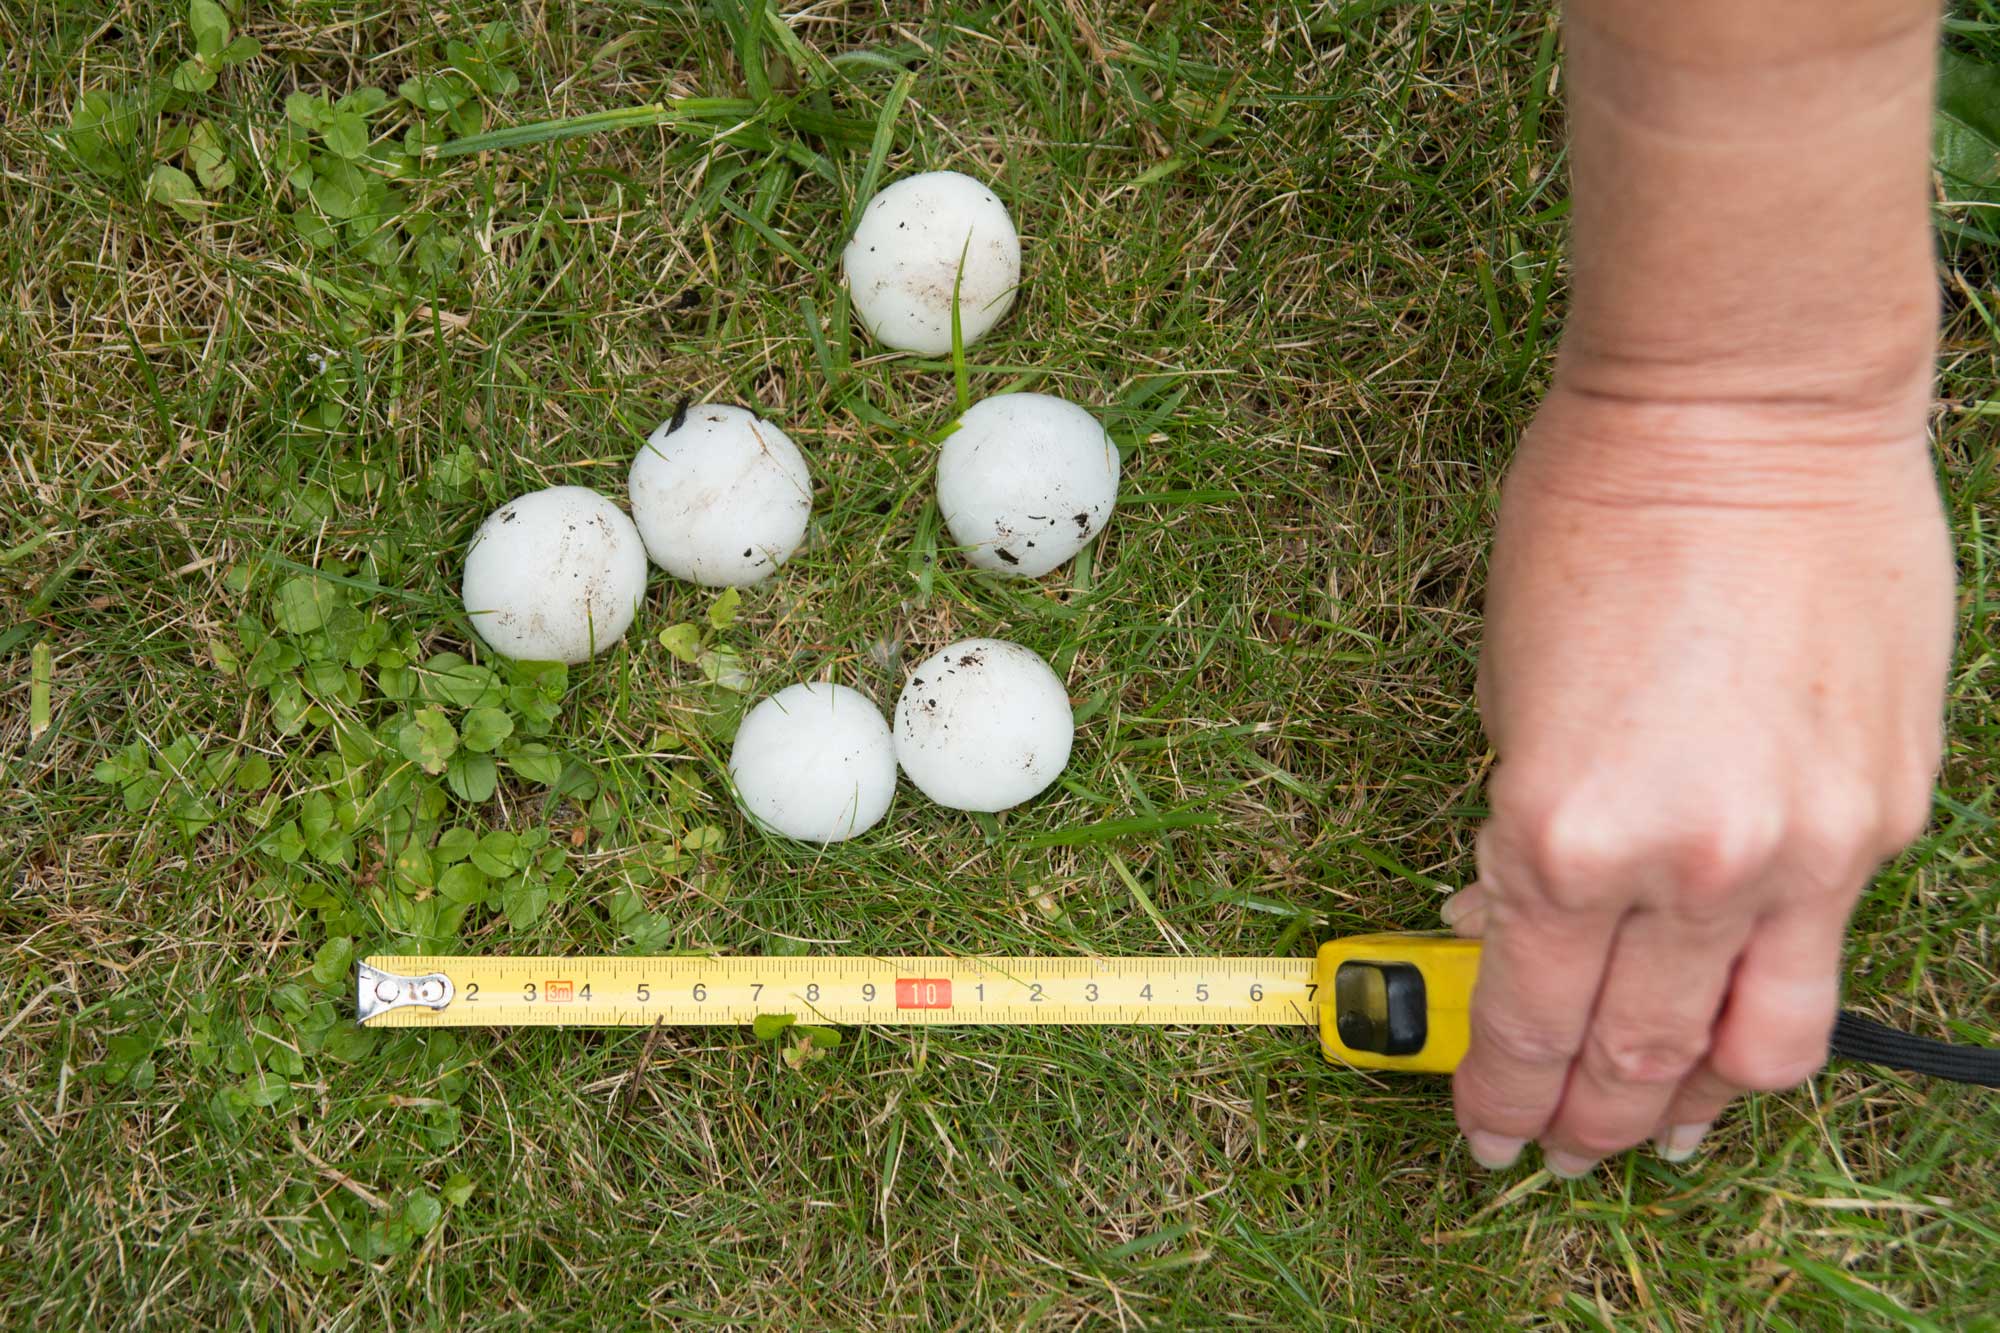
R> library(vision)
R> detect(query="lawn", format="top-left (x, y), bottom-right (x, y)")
top-left (4, 1), bottom-right (1998, 1327)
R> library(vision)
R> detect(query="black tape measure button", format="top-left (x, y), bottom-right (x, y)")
top-left (1335, 961), bottom-right (1428, 1057)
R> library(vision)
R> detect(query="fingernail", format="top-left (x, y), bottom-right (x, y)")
top-left (1465, 1132), bottom-right (1526, 1169)
top-left (1544, 1149), bottom-right (1598, 1180)
top-left (1439, 892), bottom-right (1467, 926)
top-left (1656, 1122), bottom-right (1711, 1164)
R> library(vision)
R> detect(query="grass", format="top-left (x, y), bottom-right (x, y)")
top-left (4, 0), bottom-right (1998, 1326)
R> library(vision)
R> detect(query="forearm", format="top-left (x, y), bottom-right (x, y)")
top-left (1555, 0), bottom-right (1942, 417)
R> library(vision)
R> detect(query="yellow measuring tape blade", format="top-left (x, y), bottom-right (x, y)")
top-left (360, 955), bottom-right (1321, 1029)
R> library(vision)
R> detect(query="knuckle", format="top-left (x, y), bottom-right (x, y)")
top-left (1877, 781), bottom-right (1934, 855)
top-left (1793, 782), bottom-right (1880, 876)
top-left (1519, 800), bottom-right (1625, 911)
top-left (1583, 1025), bottom-right (1709, 1087)
top-left (1667, 808), bottom-right (1783, 911)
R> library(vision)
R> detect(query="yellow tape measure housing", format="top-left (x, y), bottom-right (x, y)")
top-left (359, 933), bottom-right (1484, 1074)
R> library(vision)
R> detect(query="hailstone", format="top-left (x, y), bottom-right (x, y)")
top-left (629, 403), bottom-right (813, 587)
top-left (460, 485), bottom-right (649, 663)
top-left (893, 639), bottom-right (1074, 812)
top-left (842, 170), bottom-right (1022, 356)
top-left (730, 683), bottom-right (897, 842)
top-left (937, 392), bottom-right (1121, 577)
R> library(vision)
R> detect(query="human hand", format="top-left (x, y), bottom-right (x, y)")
top-left (1446, 383), bottom-right (1953, 1175)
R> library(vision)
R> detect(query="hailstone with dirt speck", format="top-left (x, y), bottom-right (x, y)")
top-left (842, 171), bottom-right (1021, 356)
top-left (937, 392), bottom-right (1120, 577)
top-left (461, 485), bottom-right (649, 664)
top-left (730, 682), bottom-right (897, 842)
top-left (629, 403), bottom-right (813, 587)
top-left (893, 638), bottom-right (1073, 812)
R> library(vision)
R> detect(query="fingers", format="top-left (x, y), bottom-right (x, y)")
top-left (1439, 883), bottom-right (1489, 937)
top-left (1536, 909), bottom-right (1748, 1176)
top-left (1652, 1063), bottom-right (1741, 1162)
top-left (1452, 888), bottom-right (1619, 1169)
top-left (1707, 900), bottom-right (1846, 1091)
top-left (1648, 904), bottom-right (1846, 1163)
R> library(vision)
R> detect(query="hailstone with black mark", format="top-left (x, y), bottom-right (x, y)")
top-left (893, 638), bottom-right (1074, 812)
top-left (937, 392), bottom-right (1120, 577)
top-left (460, 485), bottom-right (649, 663)
top-left (730, 682), bottom-right (897, 842)
top-left (629, 403), bottom-right (813, 587)
top-left (842, 170), bottom-right (1021, 356)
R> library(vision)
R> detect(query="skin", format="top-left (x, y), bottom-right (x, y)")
top-left (1447, 0), bottom-right (1955, 1174)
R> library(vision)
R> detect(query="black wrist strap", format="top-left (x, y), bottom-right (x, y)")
top-left (1831, 1010), bottom-right (2000, 1088)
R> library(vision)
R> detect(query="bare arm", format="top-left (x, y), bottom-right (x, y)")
top-left (1448, 0), bottom-right (1953, 1174)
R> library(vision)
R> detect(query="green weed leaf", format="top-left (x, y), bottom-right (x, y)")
top-left (337, 86), bottom-right (390, 116)
top-left (398, 708), bottom-right (458, 774)
top-left (460, 707), bottom-right (514, 752)
top-left (234, 752), bottom-right (273, 790)
top-left (435, 826), bottom-right (479, 863)
top-left (423, 654), bottom-right (504, 709)
top-left (240, 1070), bottom-right (290, 1108)
top-left (393, 841), bottom-right (436, 888)
top-left (658, 623), bottom-right (703, 663)
top-left (218, 34), bottom-right (261, 66)
top-left (472, 830), bottom-right (524, 877)
top-left (310, 936), bottom-right (355, 988)
top-left (1937, 50), bottom-right (2000, 243)
top-left (323, 111), bottom-right (370, 160)
top-left (274, 576), bottom-right (338, 634)
top-left (285, 92), bottom-right (330, 129)
top-left (752, 1013), bottom-right (796, 1040)
top-left (501, 877), bottom-right (549, 929)
top-left (503, 742), bottom-right (562, 785)
top-left (65, 91), bottom-right (136, 175)
top-left (171, 58), bottom-right (218, 95)
top-left (445, 752), bottom-right (497, 802)
top-left (399, 73), bottom-right (471, 114)
top-left (437, 863), bottom-right (487, 902)
top-left (404, 1190), bottom-right (443, 1235)
top-left (188, 120), bottom-right (234, 190)
top-left (708, 585), bottom-right (741, 630)
top-left (699, 646), bottom-right (750, 692)
top-left (145, 163), bottom-right (203, 219)
top-left (189, 0), bottom-right (230, 60)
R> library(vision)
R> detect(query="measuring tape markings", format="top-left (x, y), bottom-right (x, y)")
top-left (361, 955), bottom-right (1321, 1029)
top-left (356, 935), bottom-right (2000, 1084)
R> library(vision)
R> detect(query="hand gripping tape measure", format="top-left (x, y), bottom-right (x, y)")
top-left (356, 932), bottom-right (1997, 1084)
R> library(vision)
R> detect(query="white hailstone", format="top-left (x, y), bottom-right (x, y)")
top-left (842, 170), bottom-right (1022, 356)
top-left (730, 683), bottom-right (897, 842)
top-left (628, 403), bottom-right (813, 588)
top-left (461, 485), bottom-right (649, 663)
top-left (936, 392), bottom-right (1121, 577)
top-left (893, 638), bottom-right (1074, 812)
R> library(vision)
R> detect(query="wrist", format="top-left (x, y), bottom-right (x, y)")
top-left (1513, 377), bottom-right (1941, 514)
top-left (1557, 5), bottom-right (1941, 412)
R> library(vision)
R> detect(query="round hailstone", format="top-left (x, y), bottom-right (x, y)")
top-left (730, 683), bottom-right (897, 842)
top-left (842, 170), bottom-right (1021, 356)
top-left (893, 639), bottom-right (1074, 812)
top-left (461, 485), bottom-right (649, 663)
top-left (629, 403), bottom-right (813, 587)
top-left (937, 392), bottom-right (1120, 577)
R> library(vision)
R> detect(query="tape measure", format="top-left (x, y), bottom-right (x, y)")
top-left (355, 932), bottom-right (2000, 1084)
top-left (358, 932), bottom-right (1483, 1074)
